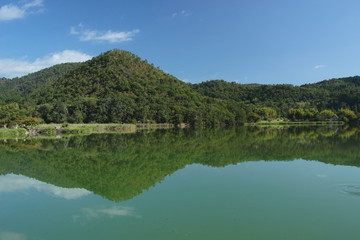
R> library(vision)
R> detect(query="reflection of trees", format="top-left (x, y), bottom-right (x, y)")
top-left (0, 126), bottom-right (359, 202)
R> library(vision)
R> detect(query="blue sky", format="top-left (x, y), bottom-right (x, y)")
top-left (1, 0), bottom-right (360, 85)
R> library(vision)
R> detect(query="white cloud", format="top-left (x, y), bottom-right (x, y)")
top-left (0, 50), bottom-right (92, 78)
top-left (71, 24), bottom-right (140, 43)
top-left (314, 64), bottom-right (326, 69)
top-left (0, 0), bottom-right (44, 21)
top-left (0, 5), bottom-right (25, 21)
top-left (23, 0), bottom-right (44, 9)
top-left (0, 231), bottom-right (27, 240)
top-left (0, 174), bottom-right (91, 199)
top-left (172, 10), bottom-right (190, 18)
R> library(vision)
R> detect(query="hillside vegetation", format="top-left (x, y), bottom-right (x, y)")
top-left (0, 63), bottom-right (81, 105)
top-left (0, 49), bottom-right (359, 126)
top-left (191, 78), bottom-right (360, 122)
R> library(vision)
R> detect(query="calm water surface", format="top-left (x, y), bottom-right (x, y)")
top-left (1, 126), bottom-right (360, 239)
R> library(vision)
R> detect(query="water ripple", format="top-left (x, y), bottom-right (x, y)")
top-left (339, 184), bottom-right (360, 196)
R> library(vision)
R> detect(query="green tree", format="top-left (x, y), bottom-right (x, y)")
top-left (18, 117), bottom-right (42, 127)
top-left (0, 103), bottom-right (27, 127)
top-left (248, 112), bottom-right (261, 122)
top-left (317, 109), bottom-right (335, 121)
top-left (304, 108), bottom-right (318, 120)
top-left (338, 108), bottom-right (357, 122)
top-left (254, 107), bottom-right (277, 120)
top-left (288, 108), bottom-right (306, 120)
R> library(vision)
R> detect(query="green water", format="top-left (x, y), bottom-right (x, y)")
top-left (1, 126), bottom-right (360, 239)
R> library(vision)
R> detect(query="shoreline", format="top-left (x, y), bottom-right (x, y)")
top-left (0, 121), bottom-right (350, 139)
top-left (0, 123), bottom-right (176, 139)
top-left (244, 120), bottom-right (345, 126)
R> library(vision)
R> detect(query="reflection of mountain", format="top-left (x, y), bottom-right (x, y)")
top-left (0, 126), bottom-right (359, 202)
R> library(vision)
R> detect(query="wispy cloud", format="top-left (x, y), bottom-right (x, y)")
top-left (70, 24), bottom-right (140, 43)
top-left (0, 50), bottom-right (92, 78)
top-left (23, 0), bottom-right (44, 9)
top-left (171, 10), bottom-right (190, 18)
top-left (0, 0), bottom-right (44, 21)
top-left (172, 10), bottom-right (190, 18)
top-left (314, 64), bottom-right (326, 69)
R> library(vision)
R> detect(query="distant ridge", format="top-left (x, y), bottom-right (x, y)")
top-left (191, 77), bottom-right (360, 113)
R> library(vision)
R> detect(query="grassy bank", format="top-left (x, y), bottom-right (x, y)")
top-left (0, 128), bottom-right (27, 139)
top-left (36, 123), bottom-right (137, 135)
top-left (136, 123), bottom-right (174, 129)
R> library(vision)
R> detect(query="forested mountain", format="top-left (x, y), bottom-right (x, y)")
top-left (0, 49), bottom-right (359, 126)
top-left (0, 63), bottom-right (81, 104)
top-left (191, 79), bottom-right (360, 111)
top-left (302, 77), bottom-right (360, 111)
top-left (1, 50), bottom-right (244, 125)
top-left (191, 78), bottom-right (360, 120)
top-left (190, 80), bottom-right (314, 111)
top-left (0, 77), bottom-right (9, 83)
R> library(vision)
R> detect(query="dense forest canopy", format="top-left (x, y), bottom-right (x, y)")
top-left (191, 79), bottom-right (360, 116)
top-left (0, 49), bottom-right (359, 126)
top-left (0, 63), bottom-right (81, 105)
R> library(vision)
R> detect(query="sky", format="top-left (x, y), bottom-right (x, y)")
top-left (1, 0), bottom-right (360, 85)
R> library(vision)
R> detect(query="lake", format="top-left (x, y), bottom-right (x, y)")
top-left (1, 126), bottom-right (360, 239)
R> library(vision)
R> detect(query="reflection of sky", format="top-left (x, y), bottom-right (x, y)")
top-left (83, 206), bottom-right (140, 218)
top-left (0, 174), bottom-right (91, 199)
top-left (72, 206), bottom-right (141, 224)
top-left (0, 231), bottom-right (27, 240)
